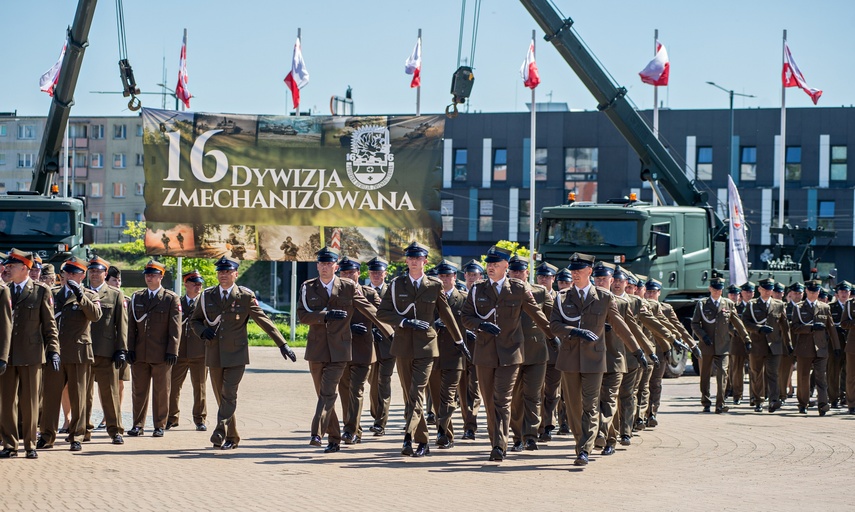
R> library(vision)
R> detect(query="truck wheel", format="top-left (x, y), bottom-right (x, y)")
top-left (663, 349), bottom-right (688, 378)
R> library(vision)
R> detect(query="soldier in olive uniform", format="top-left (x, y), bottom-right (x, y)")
top-left (458, 259), bottom-right (484, 440)
top-left (0, 249), bottom-right (47, 458)
top-left (535, 263), bottom-right (563, 442)
top-left (779, 283), bottom-right (804, 402)
top-left (827, 281), bottom-right (851, 409)
top-left (742, 278), bottom-right (791, 413)
top-left (192, 256), bottom-right (297, 450)
top-left (839, 285), bottom-right (855, 414)
top-left (730, 282), bottom-right (756, 406)
top-left (41, 257), bottom-right (102, 451)
top-left (378, 242), bottom-right (463, 458)
top-left (167, 270), bottom-right (208, 431)
top-left (366, 256), bottom-right (395, 436)
top-left (84, 257), bottom-right (128, 444)
top-left (127, 260), bottom-right (181, 437)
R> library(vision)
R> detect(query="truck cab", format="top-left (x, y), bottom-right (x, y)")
top-left (0, 193), bottom-right (93, 263)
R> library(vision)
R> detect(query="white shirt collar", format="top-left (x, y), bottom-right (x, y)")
top-left (491, 277), bottom-right (506, 289)
top-left (575, 283), bottom-right (592, 297)
top-left (218, 285), bottom-right (234, 296)
top-left (148, 286), bottom-right (162, 297)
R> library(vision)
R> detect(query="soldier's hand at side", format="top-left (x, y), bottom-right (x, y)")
top-left (478, 322), bottom-right (501, 335)
top-left (66, 279), bottom-right (84, 301)
top-left (47, 351), bottom-right (61, 372)
top-left (434, 319), bottom-right (446, 330)
top-left (403, 319), bottom-right (430, 331)
top-left (702, 334), bottom-right (713, 346)
top-left (834, 348), bottom-right (843, 358)
top-left (280, 344), bottom-right (297, 362)
top-left (604, 323), bottom-right (612, 332)
top-left (673, 339), bottom-right (690, 352)
top-left (812, 322), bottom-right (825, 331)
top-left (200, 327), bottom-right (216, 340)
top-left (372, 328), bottom-right (385, 344)
top-left (112, 350), bottom-right (126, 370)
top-left (127, 351), bottom-right (136, 364)
top-left (0, 360), bottom-right (6, 376)
top-left (350, 323), bottom-right (368, 335)
top-left (548, 336), bottom-right (561, 352)
top-left (165, 354), bottom-right (178, 366)
top-left (325, 309), bottom-right (348, 321)
top-left (649, 353), bottom-right (660, 368)
top-left (456, 342), bottom-right (473, 363)
top-left (466, 330), bottom-right (477, 341)
top-left (759, 325), bottom-right (774, 334)
top-left (632, 349), bottom-right (649, 369)
top-left (691, 346), bottom-right (703, 360)
top-left (570, 328), bottom-right (598, 342)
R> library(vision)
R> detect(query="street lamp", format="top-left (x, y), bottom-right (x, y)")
top-left (706, 82), bottom-right (755, 181)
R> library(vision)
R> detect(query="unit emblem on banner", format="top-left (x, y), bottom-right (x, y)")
top-left (346, 125), bottom-right (395, 190)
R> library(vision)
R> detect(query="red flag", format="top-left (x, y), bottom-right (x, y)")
top-left (782, 42), bottom-right (822, 105)
top-left (284, 38), bottom-right (310, 109)
top-left (39, 41), bottom-right (66, 97)
top-left (639, 41), bottom-right (670, 86)
top-left (175, 33), bottom-right (192, 109)
top-left (404, 37), bottom-right (421, 88)
top-left (520, 39), bottom-right (540, 89)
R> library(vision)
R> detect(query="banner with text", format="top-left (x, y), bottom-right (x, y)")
top-left (141, 108), bottom-right (444, 263)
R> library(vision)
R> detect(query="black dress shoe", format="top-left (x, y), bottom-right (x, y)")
top-left (112, 435), bottom-right (124, 445)
top-left (559, 423), bottom-right (571, 435)
top-left (342, 432), bottom-right (355, 444)
top-left (525, 439), bottom-right (538, 451)
top-left (574, 451), bottom-right (589, 466)
top-left (798, 407), bottom-right (807, 414)
top-left (372, 426), bottom-right (385, 436)
top-left (309, 435), bottom-right (322, 447)
top-left (323, 443), bottom-right (340, 453)
top-left (714, 406), bottom-right (730, 414)
top-left (702, 406), bottom-right (711, 413)
top-left (96, 420), bottom-right (107, 430)
top-left (488, 446), bottom-right (504, 462)
top-left (413, 443), bottom-right (430, 457)
top-left (849, 408), bottom-right (855, 415)
top-left (401, 440), bottom-right (414, 456)
top-left (633, 419), bottom-right (646, 431)
top-left (647, 415), bottom-right (658, 428)
top-left (352, 436), bottom-right (361, 444)
top-left (165, 422), bottom-right (178, 430)
top-left (196, 424), bottom-right (207, 432)
top-left (436, 433), bottom-right (450, 448)
top-left (510, 440), bottom-right (524, 452)
top-left (426, 412), bottom-right (436, 425)
top-left (58, 428), bottom-right (69, 434)
top-left (211, 432), bottom-right (225, 448)
top-left (462, 429), bottom-right (475, 440)
top-left (754, 405), bottom-right (763, 412)
top-left (127, 426), bottom-right (144, 437)
top-left (601, 445), bottom-right (615, 456)
top-left (620, 435), bottom-right (631, 446)
top-left (831, 400), bottom-right (840, 409)
top-left (152, 428), bottom-right (164, 438)
top-left (732, 399), bottom-right (741, 405)
top-left (818, 403), bottom-right (830, 416)
top-left (222, 440), bottom-right (238, 450)
top-left (36, 438), bottom-right (53, 449)
top-left (769, 402), bottom-right (781, 413)
top-left (25, 450), bottom-right (37, 459)
top-left (69, 441), bottom-right (82, 452)
top-left (0, 448), bottom-right (17, 458)
top-left (538, 428), bottom-right (553, 442)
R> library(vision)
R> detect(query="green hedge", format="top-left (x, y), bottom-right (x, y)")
top-left (247, 320), bottom-right (309, 347)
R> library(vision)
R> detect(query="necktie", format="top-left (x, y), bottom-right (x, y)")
top-left (150, 291), bottom-right (156, 301)
top-left (413, 280), bottom-right (419, 291)
top-left (222, 290), bottom-right (229, 303)
top-left (495, 282), bottom-right (502, 296)
top-left (713, 300), bottom-right (719, 308)
top-left (11, 285), bottom-right (20, 302)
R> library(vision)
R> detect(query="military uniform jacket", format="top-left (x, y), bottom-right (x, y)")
top-left (0, 285), bottom-right (13, 365)
top-left (379, 275), bottom-right (461, 360)
top-left (461, 277), bottom-right (553, 368)
top-left (179, 295), bottom-right (206, 359)
top-left (545, 290), bottom-right (559, 365)
top-left (52, 286), bottom-right (102, 364)
top-left (741, 298), bottom-right (791, 356)
top-left (549, 286), bottom-right (637, 374)
top-left (349, 284), bottom-right (382, 365)
top-left (790, 300), bottom-right (840, 358)
top-left (369, 282), bottom-right (393, 360)
top-left (6, 279), bottom-right (59, 366)
top-left (661, 302), bottom-right (694, 346)
top-left (730, 302), bottom-right (751, 358)
top-left (621, 294), bottom-right (659, 368)
top-left (691, 297), bottom-right (750, 356)
top-left (520, 283), bottom-right (554, 366)
top-left (89, 284), bottom-right (128, 358)
top-left (298, 277), bottom-right (393, 363)
top-left (604, 295), bottom-right (647, 373)
top-left (644, 299), bottom-right (681, 352)
top-left (128, 288), bottom-right (181, 363)
top-left (435, 287), bottom-right (468, 370)
top-left (829, 299), bottom-right (850, 352)
top-left (838, 300), bottom-right (855, 354)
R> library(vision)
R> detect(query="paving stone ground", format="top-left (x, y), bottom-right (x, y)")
top-left (2, 347), bottom-right (853, 511)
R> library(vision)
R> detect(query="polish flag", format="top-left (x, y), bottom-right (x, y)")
top-left (404, 38), bottom-right (421, 88)
top-left (284, 38), bottom-right (310, 109)
top-left (520, 39), bottom-right (540, 89)
top-left (639, 41), bottom-right (670, 86)
top-left (175, 33), bottom-right (192, 109)
top-left (39, 42), bottom-right (66, 96)
top-left (782, 42), bottom-right (822, 105)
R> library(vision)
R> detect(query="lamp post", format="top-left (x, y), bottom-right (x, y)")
top-left (706, 82), bottom-right (755, 181)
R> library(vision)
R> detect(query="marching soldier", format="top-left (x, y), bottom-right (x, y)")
top-left (779, 282), bottom-right (805, 402)
top-left (378, 242), bottom-right (464, 458)
top-left (366, 256), bottom-right (395, 436)
top-left (535, 263), bottom-right (562, 442)
top-left (730, 282), bottom-right (756, 406)
top-left (167, 270), bottom-right (208, 431)
top-left (106, 266), bottom-right (131, 400)
top-left (41, 257), bottom-right (102, 451)
top-left (84, 257), bottom-right (128, 445)
top-left (458, 259), bottom-right (484, 440)
top-left (691, 273), bottom-right (751, 413)
top-left (0, 249), bottom-right (49, 459)
top-left (127, 260), bottom-right (181, 438)
top-left (827, 281), bottom-right (850, 409)
top-left (791, 279), bottom-right (841, 415)
top-left (741, 278), bottom-right (791, 413)
top-left (839, 286), bottom-right (855, 414)
top-left (192, 256), bottom-right (297, 450)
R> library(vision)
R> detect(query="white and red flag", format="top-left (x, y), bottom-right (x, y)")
top-left (404, 37), bottom-right (422, 88)
top-left (520, 39), bottom-right (540, 89)
top-left (39, 41), bottom-right (66, 96)
top-left (639, 40), bottom-right (670, 86)
top-left (782, 42), bottom-right (822, 105)
top-left (175, 32), bottom-right (192, 109)
top-left (284, 38), bottom-right (310, 109)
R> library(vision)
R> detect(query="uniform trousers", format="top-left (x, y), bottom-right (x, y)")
top-left (597, 371), bottom-right (623, 447)
top-left (339, 362), bottom-right (371, 439)
top-left (0, 365), bottom-right (41, 451)
top-left (635, 364), bottom-right (654, 422)
top-left (458, 360), bottom-right (482, 434)
top-left (846, 353), bottom-right (855, 409)
top-left (428, 365), bottom-right (462, 441)
top-left (647, 348), bottom-right (670, 419)
top-left (396, 356), bottom-right (433, 445)
top-left (42, 362), bottom-right (90, 445)
top-left (369, 356), bottom-right (395, 430)
top-left (749, 353), bottom-right (781, 407)
top-left (699, 354), bottom-right (729, 409)
top-left (131, 361), bottom-right (172, 429)
top-left (308, 361), bottom-right (346, 445)
top-left (778, 354), bottom-right (795, 400)
top-left (729, 353), bottom-right (748, 401)
top-left (510, 362), bottom-right (546, 443)
top-left (618, 367), bottom-right (642, 438)
top-left (168, 357), bottom-right (208, 426)
top-left (477, 364), bottom-right (519, 452)
top-left (209, 365), bottom-right (244, 444)
top-left (796, 356), bottom-right (828, 408)
top-left (828, 349), bottom-right (845, 403)
top-left (538, 363), bottom-right (562, 434)
top-left (86, 356), bottom-right (123, 439)
top-left (562, 371), bottom-right (604, 456)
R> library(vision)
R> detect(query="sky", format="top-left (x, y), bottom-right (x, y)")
top-left (2, 0), bottom-right (853, 118)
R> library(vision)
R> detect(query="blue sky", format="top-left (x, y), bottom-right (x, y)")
top-left (2, 0), bottom-right (851, 117)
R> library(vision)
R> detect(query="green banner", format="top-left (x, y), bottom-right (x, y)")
top-left (141, 108), bottom-right (444, 262)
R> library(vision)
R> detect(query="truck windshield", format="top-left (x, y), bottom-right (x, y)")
top-left (0, 211), bottom-right (72, 237)
top-left (542, 219), bottom-right (638, 247)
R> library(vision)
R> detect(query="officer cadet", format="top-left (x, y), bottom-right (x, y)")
top-left (552, 267), bottom-right (574, 435)
top-left (193, 255), bottom-right (296, 450)
top-left (29, 254), bottom-right (42, 282)
top-left (41, 257), bottom-right (102, 451)
top-left (508, 255), bottom-right (553, 453)
top-left (337, 256), bottom-right (390, 445)
top-left (84, 256), bottom-right (127, 445)
top-left (0, 249), bottom-right (57, 459)
top-left (378, 242), bottom-right (463, 458)
top-left (428, 259), bottom-right (473, 449)
top-left (772, 282), bottom-right (786, 301)
top-left (741, 278), bottom-right (791, 413)
top-left (534, 262), bottom-right (563, 442)
top-left (461, 246), bottom-right (558, 463)
top-left (691, 273), bottom-right (751, 413)
top-left (819, 288), bottom-right (831, 303)
top-left (127, 260), bottom-right (181, 438)
top-left (839, 285), bottom-right (855, 414)
top-left (791, 279), bottom-right (841, 415)
top-left (728, 281), bottom-right (756, 406)
top-left (167, 270), bottom-right (208, 431)
top-left (556, 268), bottom-right (573, 291)
top-left (366, 256), bottom-right (395, 437)
top-left (458, 259), bottom-right (485, 440)
top-left (726, 284), bottom-right (740, 304)
top-left (827, 281), bottom-right (851, 409)
top-left (550, 253), bottom-right (645, 466)
top-left (299, 248), bottom-right (391, 454)
top-left (40, 263), bottom-right (56, 286)
top-left (106, 266), bottom-right (130, 399)
top-left (779, 282), bottom-right (805, 402)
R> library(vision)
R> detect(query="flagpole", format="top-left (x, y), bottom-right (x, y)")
top-left (416, 29), bottom-right (421, 116)
top-left (291, 26), bottom-right (301, 344)
top-left (528, 29), bottom-right (536, 283)
top-left (778, 29), bottom-right (787, 245)
top-left (651, 29), bottom-right (659, 206)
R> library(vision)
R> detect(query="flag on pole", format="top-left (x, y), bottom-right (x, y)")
top-left (39, 41), bottom-right (66, 96)
top-left (639, 41), bottom-right (670, 86)
top-left (175, 32), bottom-right (192, 109)
top-left (284, 38), bottom-right (310, 109)
top-left (782, 42), bottom-right (822, 105)
top-left (520, 39), bottom-right (540, 89)
top-left (727, 175), bottom-right (749, 287)
top-left (404, 37), bottom-right (421, 88)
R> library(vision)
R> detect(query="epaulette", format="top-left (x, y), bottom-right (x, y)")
top-left (595, 286), bottom-right (614, 298)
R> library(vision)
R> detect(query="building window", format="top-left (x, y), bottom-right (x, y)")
top-left (818, 201), bottom-right (835, 230)
top-left (73, 182), bottom-right (86, 197)
top-left (17, 182), bottom-right (31, 191)
top-left (113, 183), bottom-right (126, 198)
top-left (136, 153), bottom-right (145, 166)
top-left (0, 154), bottom-right (5, 166)
top-left (17, 125), bottom-right (37, 140)
top-left (72, 153), bottom-right (87, 168)
top-left (135, 182), bottom-right (145, 196)
top-left (740, 146), bottom-right (757, 181)
top-left (90, 212), bottom-right (102, 226)
top-left (0, 124), bottom-right (7, 137)
top-left (0, 182), bottom-right (6, 193)
top-left (114, 124), bottom-right (127, 139)
top-left (17, 153), bottom-right (35, 168)
top-left (134, 213), bottom-right (144, 222)
top-left (453, 149), bottom-right (468, 182)
top-left (535, 148), bottom-right (548, 181)
top-left (831, 145), bottom-right (847, 181)
top-left (696, 146), bottom-right (713, 181)
top-left (493, 148), bottom-right (507, 181)
top-left (785, 146), bottom-right (801, 181)
top-left (441, 199), bottom-right (454, 232)
top-left (90, 153), bottom-right (103, 168)
top-left (479, 199), bottom-right (493, 232)
top-left (519, 199), bottom-right (531, 234)
top-left (112, 212), bottom-right (126, 228)
top-left (91, 182), bottom-right (103, 198)
top-left (91, 124), bottom-right (104, 139)
top-left (69, 123), bottom-right (88, 139)
top-left (565, 147), bottom-right (598, 180)
top-left (136, 124), bottom-right (143, 137)
top-left (113, 153), bottom-right (126, 169)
